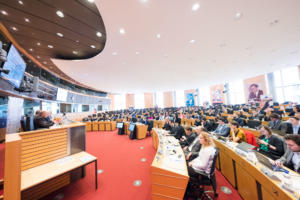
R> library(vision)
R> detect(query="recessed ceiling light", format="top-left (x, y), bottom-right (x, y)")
top-left (48, 45), bottom-right (54, 48)
top-left (189, 39), bottom-right (195, 44)
top-left (1, 10), bottom-right (8, 15)
top-left (87, 0), bottom-right (94, 2)
top-left (37, 56), bottom-right (40, 59)
top-left (56, 32), bottom-right (63, 37)
top-left (112, 52), bottom-right (117, 56)
top-left (11, 27), bottom-right (17, 31)
top-left (156, 34), bottom-right (161, 38)
top-left (235, 12), bottom-right (243, 20)
top-left (56, 10), bottom-right (64, 18)
top-left (37, 42), bottom-right (41, 46)
top-left (192, 3), bottom-right (200, 11)
top-left (90, 45), bottom-right (95, 48)
top-left (73, 51), bottom-right (78, 54)
top-left (96, 32), bottom-right (102, 37)
top-left (43, 61), bottom-right (47, 64)
top-left (119, 28), bottom-right (125, 34)
top-left (163, 53), bottom-right (168, 57)
top-left (24, 18), bottom-right (30, 22)
top-left (219, 43), bottom-right (226, 47)
top-left (18, 1), bottom-right (23, 5)
top-left (29, 48), bottom-right (33, 51)
top-left (135, 51), bottom-right (140, 55)
top-left (76, 40), bottom-right (79, 43)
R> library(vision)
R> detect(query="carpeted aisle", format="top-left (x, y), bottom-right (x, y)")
top-left (43, 130), bottom-right (242, 200)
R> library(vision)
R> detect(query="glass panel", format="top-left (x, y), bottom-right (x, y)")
top-left (198, 87), bottom-right (210, 106)
top-left (23, 100), bottom-right (40, 116)
top-left (175, 90), bottom-right (185, 107)
top-left (115, 94), bottom-right (126, 110)
top-left (156, 92), bottom-right (164, 108)
top-left (229, 80), bottom-right (245, 104)
top-left (134, 93), bottom-right (144, 109)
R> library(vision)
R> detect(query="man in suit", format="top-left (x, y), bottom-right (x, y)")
top-left (180, 127), bottom-right (197, 147)
top-left (286, 117), bottom-right (300, 134)
top-left (213, 117), bottom-right (230, 137)
top-left (173, 122), bottom-right (186, 140)
top-left (182, 127), bottom-right (203, 161)
top-left (268, 113), bottom-right (282, 130)
top-left (34, 111), bottom-right (54, 129)
top-left (274, 134), bottom-right (300, 173)
top-left (248, 83), bottom-right (263, 102)
top-left (163, 117), bottom-right (172, 131)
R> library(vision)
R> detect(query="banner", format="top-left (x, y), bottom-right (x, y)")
top-left (186, 93), bottom-right (195, 107)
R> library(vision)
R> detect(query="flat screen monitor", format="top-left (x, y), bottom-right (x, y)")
top-left (128, 123), bottom-right (135, 132)
top-left (117, 122), bottom-right (123, 129)
top-left (56, 88), bottom-right (68, 101)
top-left (1, 44), bottom-right (26, 88)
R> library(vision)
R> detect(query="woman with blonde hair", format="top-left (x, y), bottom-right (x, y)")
top-left (187, 132), bottom-right (216, 178)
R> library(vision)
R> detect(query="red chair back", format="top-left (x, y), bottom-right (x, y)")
top-left (243, 130), bottom-right (258, 147)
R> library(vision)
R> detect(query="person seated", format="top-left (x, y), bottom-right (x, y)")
top-left (268, 113), bottom-right (282, 130)
top-left (173, 122), bottom-right (186, 140)
top-left (162, 117), bottom-right (172, 131)
top-left (257, 125), bottom-right (284, 160)
top-left (286, 116), bottom-right (300, 134)
top-left (232, 113), bottom-right (246, 127)
top-left (229, 121), bottom-right (246, 143)
top-left (213, 117), bottom-right (230, 137)
top-left (201, 118), bottom-right (213, 132)
top-left (183, 127), bottom-right (205, 162)
top-left (187, 132), bottom-right (216, 179)
top-left (273, 134), bottom-right (300, 173)
top-left (34, 111), bottom-right (54, 129)
top-left (180, 127), bottom-right (197, 147)
top-left (194, 117), bottom-right (202, 126)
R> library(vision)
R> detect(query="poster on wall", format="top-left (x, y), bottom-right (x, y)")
top-left (210, 84), bottom-right (225, 104)
top-left (186, 93), bottom-right (195, 107)
top-left (243, 75), bottom-right (267, 103)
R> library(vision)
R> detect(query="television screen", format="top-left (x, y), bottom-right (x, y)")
top-left (117, 122), bottom-right (123, 129)
top-left (128, 123), bottom-right (135, 132)
top-left (56, 88), bottom-right (68, 101)
top-left (1, 44), bottom-right (26, 88)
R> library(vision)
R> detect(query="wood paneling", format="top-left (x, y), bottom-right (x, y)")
top-left (126, 94), bottom-right (134, 109)
top-left (210, 84), bottom-right (225, 104)
top-left (144, 93), bottom-right (154, 108)
top-left (163, 91), bottom-right (173, 108)
top-left (109, 94), bottom-right (115, 111)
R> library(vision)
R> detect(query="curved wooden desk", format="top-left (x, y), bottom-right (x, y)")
top-left (151, 129), bottom-right (189, 200)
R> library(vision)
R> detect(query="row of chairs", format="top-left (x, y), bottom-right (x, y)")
top-left (20, 115), bottom-right (35, 132)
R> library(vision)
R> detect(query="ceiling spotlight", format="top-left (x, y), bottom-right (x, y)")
top-left (24, 18), bottom-right (30, 22)
top-left (48, 45), bottom-right (54, 48)
top-left (135, 51), bottom-right (140, 55)
top-left (87, 0), bottom-right (94, 2)
top-left (156, 34), bottom-right (161, 38)
top-left (37, 42), bottom-right (41, 46)
top-left (18, 1), bottom-right (23, 5)
top-left (192, 3), bottom-right (200, 11)
top-left (112, 52), bottom-right (117, 56)
top-left (235, 12), bottom-right (243, 20)
top-left (37, 56), bottom-right (40, 58)
top-left (11, 27), bottom-right (18, 31)
top-left (119, 28), bottom-right (125, 34)
top-left (1, 10), bottom-right (8, 15)
top-left (96, 32), bottom-right (102, 37)
top-left (90, 45), bottom-right (95, 48)
top-left (73, 50), bottom-right (78, 54)
top-left (189, 39), bottom-right (195, 44)
top-left (56, 10), bottom-right (64, 18)
top-left (29, 48), bottom-right (33, 51)
top-left (76, 40), bottom-right (79, 43)
top-left (43, 61), bottom-right (47, 64)
top-left (56, 32), bottom-right (63, 37)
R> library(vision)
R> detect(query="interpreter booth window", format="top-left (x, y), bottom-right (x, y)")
top-left (175, 90), bottom-right (185, 107)
top-left (60, 103), bottom-right (72, 113)
top-left (198, 87), bottom-right (210, 106)
top-left (82, 105), bottom-right (90, 112)
top-left (229, 80), bottom-right (245, 104)
top-left (72, 104), bottom-right (79, 113)
top-left (23, 100), bottom-right (40, 116)
top-left (274, 67), bottom-right (300, 103)
top-left (156, 92), bottom-right (164, 108)
top-left (97, 105), bottom-right (102, 111)
top-left (41, 101), bottom-right (52, 112)
top-left (114, 94), bottom-right (126, 110)
top-left (134, 93), bottom-right (145, 109)
top-left (51, 103), bottom-right (59, 114)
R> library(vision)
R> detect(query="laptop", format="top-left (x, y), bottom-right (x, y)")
top-left (236, 142), bottom-right (256, 153)
top-left (254, 151), bottom-right (288, 173)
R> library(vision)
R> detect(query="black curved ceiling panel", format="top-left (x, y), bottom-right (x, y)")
top-left (0, 0), bottom-right (106, 89)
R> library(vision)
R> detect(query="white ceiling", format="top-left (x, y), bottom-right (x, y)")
top-left (52, 0), bottom-right (300, 94)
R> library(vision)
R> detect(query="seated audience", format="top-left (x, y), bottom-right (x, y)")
top-left (34, 111), bottom-right (54, 129)
top-left (183, 127), bottom-right (203, 161)
top-left (194, 117), bottom-right (202, 126)
top-left (229, 121), bottom-right (246, 143)
top-left (180, 127), bottom-right (197, 147)
top-left (273, 134), bottom-right (300, 173)
top-left (286, 117), bottom-right (300, 134)
top-left (257, 125), bottom-right (284, 160)
top-left (162, 117), bottom-right (172, 131)
top-left (213, 117), bottom-right (230, 137)
top-left (202, 118), bottom-right (213, 132)
top-left (268, 113), bottom-right (282, 130)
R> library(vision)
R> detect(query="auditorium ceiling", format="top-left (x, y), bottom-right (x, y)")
top-left (2, 0), bottom-right (300, 94)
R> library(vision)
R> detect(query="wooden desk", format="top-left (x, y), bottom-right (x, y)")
top-left (136, 124), bottom-right (147, 139)
top-left (151, 129), bottom-right (189, 200)
top-left (213, 138), bottom-right (299, 200)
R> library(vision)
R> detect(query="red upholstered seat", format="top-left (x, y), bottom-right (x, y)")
top-left (243, 130), bottom-right (258, 147)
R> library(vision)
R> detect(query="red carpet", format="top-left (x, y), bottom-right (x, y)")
top-left (42, 130), bottom-right (242, 200)
top-left (0, 143), bottom-right (4, 196)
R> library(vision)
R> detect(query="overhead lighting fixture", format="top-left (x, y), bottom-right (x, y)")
top-left (235, 12), bottom-right (243, 20)
top-left (119, 28), bottom-right (125, 34)
top-left (56, 32), bottom-right (63, 37)
top-left (11, 27), bottom-right (18, 31)
top-left (112, 52), bottom-right (117, 56)
top-left (96, 32), bottom-right (102, 37)
top-left (18, 1), bottom-right (23, 5)
top-left (189, 39), bottom-right (195, 44)
top-left (192, 3), bottom-right (200, 11)
top-left (76, 40), bottom-right (79, 43)
top-left (73, 51), bottom-right (78, 55)
top-left (135, 51), bottom-right (140, 55)
top-left (56, 10), bottom-right (64, 18)
top-left (37, 56), bottom-right (40, 59)
top-left (87, 0), bottom-right (94, 2)
top-left (29, 48), bottom-right (33, 51)
top-left (43, 61), bottom-right (47, 64)
top-left (1, 10), bottom-right (8, 15)
top-left (90, 45), bottom-right (95, 48)
top-left (24, 18), bottom-right (30, 22)
top-left (48, 45), bottom-right (54, 48)
top-left (156, 34), bottom-right (161, 38)
top-left (37, 42), bottom-right (41, 46)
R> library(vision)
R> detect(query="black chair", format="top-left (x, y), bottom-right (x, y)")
top-left (188, 148), bottom-right (219, 199)
top-left (20, 116), bottom-right (26, 131)
top-left (25, 115), bottom-right (35, 131)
